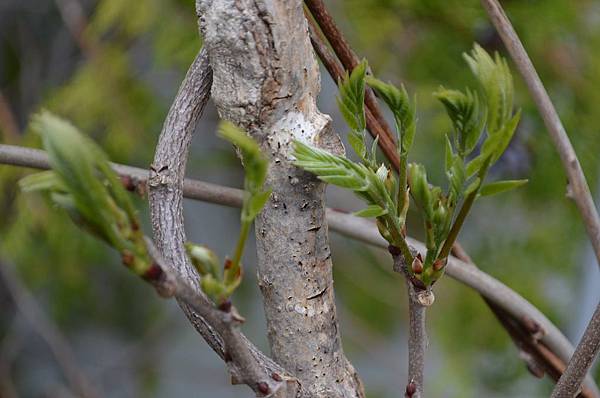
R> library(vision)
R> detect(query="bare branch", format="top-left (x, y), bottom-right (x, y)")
top-left (0, 259), bottom-right (100, 398)
top-left (480, 2), bottom-right (600, 395)
top-left (147, 49), bottom-right (296, 397)
top-left (551, 302), bottom-right (600, 398)
top-left (481, 0), bottom-right (600, 267)
top-left (405, 280), bottom-right (427, 398)
top-left (304, 13), bottom-right (400, 171)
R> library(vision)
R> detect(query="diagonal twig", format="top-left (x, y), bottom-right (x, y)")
top-left (480, 0), bottom-right (600, 268)
top-left (480, 1), bottom-right (600, 396)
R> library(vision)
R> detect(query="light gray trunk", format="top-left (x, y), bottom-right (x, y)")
top-left (196, 1), bottom-right (364, 396)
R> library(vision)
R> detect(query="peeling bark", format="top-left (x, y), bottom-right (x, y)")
top-left (196, 1), bottom-right (364, 396)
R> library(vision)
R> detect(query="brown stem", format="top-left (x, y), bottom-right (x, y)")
top-left (304, 0), bottom-right (395, 145)
top-left (305, 13), bottom-right (400, 171)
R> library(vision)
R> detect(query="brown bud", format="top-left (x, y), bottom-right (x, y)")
top-left (142, 263), bottom-right (164, 282)
top-left (257, 381), bottom-right (270, 395)
top-left (218, 300), bottom-right (232, 313)
top-left (223, 258), bottom-right (233, 270)
top-left (405, 380), bottom-right (417, 397)
top-left (271, 372), bottom-right (282, 382)
top-left (411, 256), bottom-right (423, 274)
top-left (433, 258), bottom-right (446, 271)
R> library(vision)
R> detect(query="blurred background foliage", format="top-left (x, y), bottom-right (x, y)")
top-left (0, 0), bottom-right (599, 397)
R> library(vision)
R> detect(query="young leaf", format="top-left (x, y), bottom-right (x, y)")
top-left (244, 189), bottom-right (272, 222)
top-left (218, 121), bottom-right (268, 193)
top-left (464, 44), bottom-right (514, 135)
top-left (337, 60), bottom-right (368, 132)
top-left (186, 243), bottom-right (221, 279)
top-left (479, 179), bottom-right (528, 196)
top-left (434, 87), bottom-right (486, 156)
top-left (294, 141), bottom-right (370, 192)
top-left (353, 204), bottom-right (388, 218)
top-left (366, 76), bottom-right (416, 153)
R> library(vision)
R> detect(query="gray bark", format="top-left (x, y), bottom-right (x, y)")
top-left (148, 50), bottom-right (297, 397)
top-left (196, 1), bottom-right (364, 396)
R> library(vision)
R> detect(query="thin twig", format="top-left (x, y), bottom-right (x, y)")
top-left (481, 0), bottom-right (600, 266)
top-left (304, 0), bottom-right (396, 147)
top-left (480, 2), bottom-right (600, 395)
top-left (1, 143), bottom-right (599, 395)
top-left (551, 302), bottom-right (600, 398)
top-left (305, 12), bottom-right (400, 170)
top-left (405, 280), bottom-right (426, 398)
top-left (0, 258), bottom-right (100, 398)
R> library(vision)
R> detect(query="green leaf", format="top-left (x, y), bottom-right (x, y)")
top-left (444, 135), bottom-right (453, 172)
top-left (434, 87), bottom-right (486, 156)
top-left (244, 189), bottom-right (272, 222)
top-left (464, 177), bottom-right (481, 196)
top-left (337, 60), bottom-right (368, 132)
top-left (294, 140), bottom-right (370, 192)
top-left (348, 130), bottom-right (367, 161)
top-left (464, 44), bottom-right (514, 135)
top-left (353, 204), bottom-right (388, 218)
top-left (218, 121), bottom-right (268, 193)
top-left (30, 111), bottom-right (136, 251)
top-left (366, 76), bottom-right (416, 153)
top-left (479, 179), bottom-right (528, 196)
top-left (19, 170), bottom-right (65, 193)
top-left (408, 163), bottom-right (433, 219)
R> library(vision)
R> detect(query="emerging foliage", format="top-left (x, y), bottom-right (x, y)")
top-left (294, 44), bottom-right (528, 289)
top-left (20, 111), bottom-right (151, 276)
top-left (187, 122), bottom-right (271, 304)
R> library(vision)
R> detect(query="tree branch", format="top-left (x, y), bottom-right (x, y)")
top-left (304, 7), bottom-right (400, 171)
top-left (2, 144), bottom-right (599, 395)
top-left (480, 2), bottom-right (600, 395)
top-left (196, 1), bottom-right (364, 396)
top-left (147, 49), bottom-right (296, 397)
top-left (405, 280), bottom-right (426, 398)
top-left (551, 302), bottom-right (600, 398)
top-left (481, 0), bottom-right (600, 266)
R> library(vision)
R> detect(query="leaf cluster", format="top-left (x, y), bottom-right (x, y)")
top-left (294, 44), bottom-right (527, 288)
top-left (20, 111), bottom-right (151, 275)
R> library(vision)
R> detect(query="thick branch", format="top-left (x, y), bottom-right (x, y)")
top-left (197, 1), bottom-right (364, 396)
top-left (551, 302), bottom-right (600, 398)
top-left (147, 49), bottom-right (296, 397)
top-left (3, 144), bottom-right (599, 395)
top-left (405, 280), bottom-right (426, 398)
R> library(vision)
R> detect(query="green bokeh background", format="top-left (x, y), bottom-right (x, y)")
top-left (1, 0), bottom-right (599, 397)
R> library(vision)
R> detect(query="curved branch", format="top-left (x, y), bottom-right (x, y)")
top-left (147, 49), bottom-right (296, 397)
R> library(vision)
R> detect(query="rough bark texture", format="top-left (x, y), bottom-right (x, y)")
top-left (148, 50), bottom-right (297, 397)
top-left (196, 1), bottom-right (363, 397)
